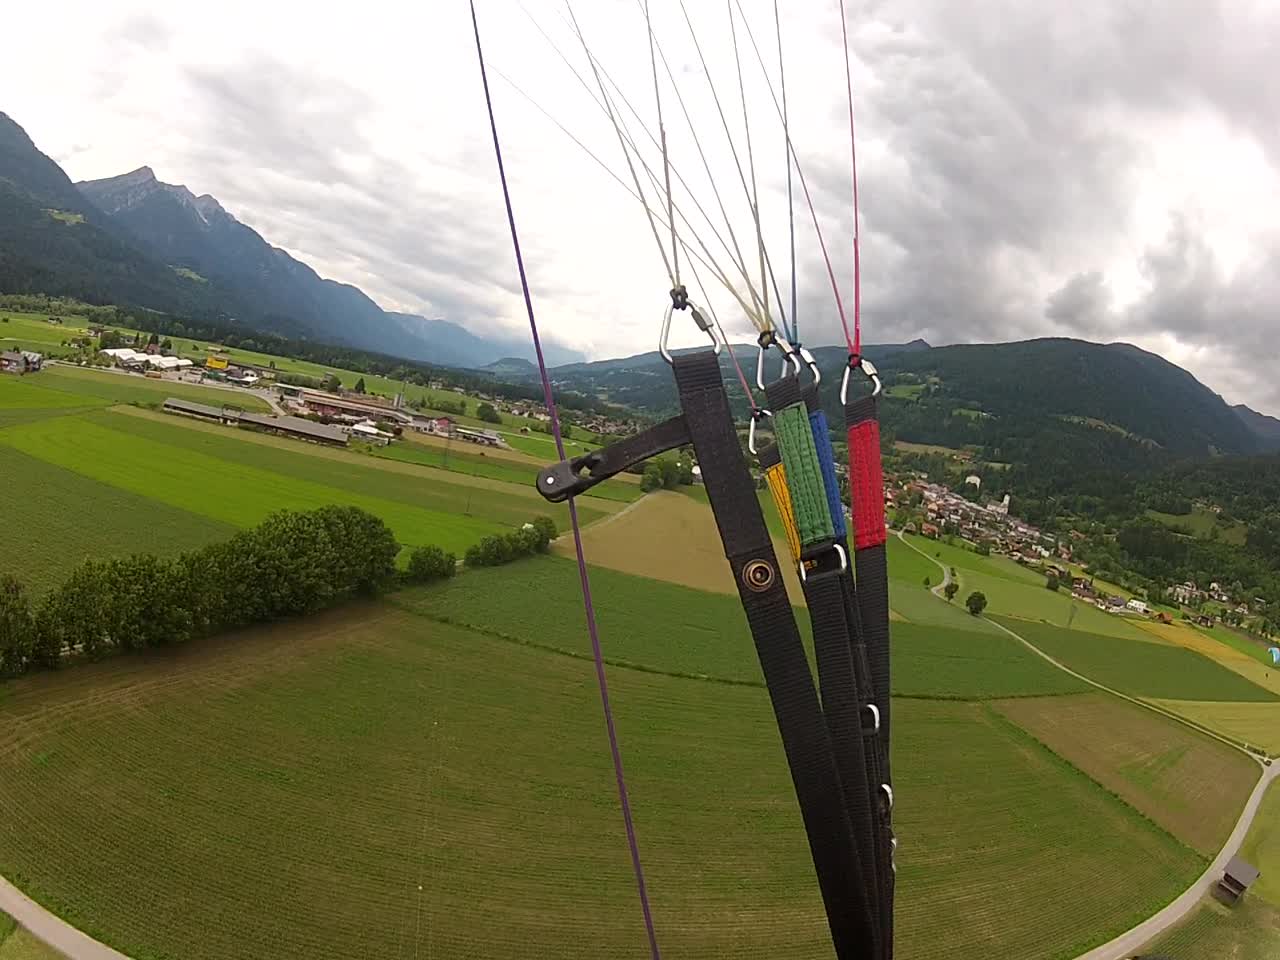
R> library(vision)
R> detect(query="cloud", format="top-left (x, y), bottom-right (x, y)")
top-left (3, 0), bottom-right (1279, 413)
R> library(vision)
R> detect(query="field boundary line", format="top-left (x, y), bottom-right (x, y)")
top-left (0, 874), bottom-right (132, 960)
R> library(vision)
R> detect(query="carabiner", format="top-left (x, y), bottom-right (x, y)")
top-left (747, 407), bottom-right (773, 456)
top-left (660, 299), bottom-right (721, 364)
top-left (840, 356), bottom-right (882, 405)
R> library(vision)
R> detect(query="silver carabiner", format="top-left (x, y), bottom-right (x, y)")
top-left (747, 408), bottom-right (773, 455)
top-left (660, 300), bottom-right (721, 364)
top-left (840, 356), bottom-right (882, 404)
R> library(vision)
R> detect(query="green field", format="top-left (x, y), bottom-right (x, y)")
top-left (993, 693), bottom-right (1260, 855)
top-left (992, 617), bottom-right (1280, 702)
top-left (1148, 507), bottom-right (1248, 546)
top-left (1145, 896), bottom-right (1280, 959)
top-left (398, 557), bottom-right (1086, 699)
top-left (1241, 783), bottom-right (1280, 907)
top-left (33, 366), bottom-right (272, 412)
top-left (376, 438), bottom-right (640, 503)
top-left (886, 536), bottom-right (941, 585)
top-left (900, 534), bottom-right (1043, 586)
top-left (0, 596), bottom-right (1206, 960)
top-left (890, 583), bottom-right (1002, 633)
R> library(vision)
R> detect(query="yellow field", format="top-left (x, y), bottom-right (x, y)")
top-left (1150, 700), bottom-right (1280, 755)
top-left (1139, 621), bottom-right (1280, 696)
top-left (555, 491), bottom-right (805, 603)
top-left (993, 694), bottom-right (1261, 856)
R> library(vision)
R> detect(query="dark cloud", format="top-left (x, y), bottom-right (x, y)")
top-left (773, 0), bottom-right (1280, 413)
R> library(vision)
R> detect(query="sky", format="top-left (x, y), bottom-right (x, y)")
top-left (6, 0), bottom-right (1280, 414)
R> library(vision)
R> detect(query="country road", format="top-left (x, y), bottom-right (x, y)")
top-left (0, 874), bottom-right (127, 960)
top-left (898, 530), bottom-right (1277, 958)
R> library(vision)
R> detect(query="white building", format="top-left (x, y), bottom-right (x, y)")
top-left (1126, 598), bottom-right (1149, 615)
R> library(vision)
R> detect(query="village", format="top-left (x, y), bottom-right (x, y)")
top-left (885, 472), bottom-right (1266, 629)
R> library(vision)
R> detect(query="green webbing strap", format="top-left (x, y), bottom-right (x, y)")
top-left (771, 395), bottom-right (835, 547)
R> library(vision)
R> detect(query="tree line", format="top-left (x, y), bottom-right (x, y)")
top-left (0, 508), bottom-right (562, 679)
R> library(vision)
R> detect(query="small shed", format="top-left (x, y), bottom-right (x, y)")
top-left (1218, 855), bottom-right (1260, 903)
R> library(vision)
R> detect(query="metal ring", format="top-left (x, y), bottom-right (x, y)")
top-left (865, 703), bottom-right (880, 732)
top-left (880, 783), bottom-right (894, 811)
top-left (742, 559), bottom-right (776, 593)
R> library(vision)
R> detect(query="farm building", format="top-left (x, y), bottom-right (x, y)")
top-left (1217, 856), bottom-right (1260, 903)
top-left (291, 389), bottom-right (412, 424)
top-left (349, 420), bottom-right (395, 446)
top-left (1, 350), bottom-right (28, 374)
top-left (1125, 599), bottom-right (1149, 615)
top-left (454, 426), bottom-right (502, 447)
top-left (162, 398), bottom-right (348, 446)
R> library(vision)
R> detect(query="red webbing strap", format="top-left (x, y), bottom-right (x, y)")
top-left (847, 396), bottom-right (887, 550)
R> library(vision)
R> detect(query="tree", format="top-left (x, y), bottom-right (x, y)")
top-left (147, 332), bottom-right (160, 346)
top-left (659, 458), bottom-right (682, 490)
top-left (1045, 573), bottom-right (1060, 592)
top-left (476, 402), bottom-right (502, 424)
top-left (160, 337), bottom-right (173, 350)
top-left (561, 423), bottom-right (573, 439)
top-left (0, 575), bottom-right (34, 677)
top-left (322, 373), bottom-right (342, 393)
top-left (353, 377), bottom-right (366, 394)
top-left (976, 542), bottom-right (992, 556)
top-left (923, 576), bottom-right (931, 589)
top-left (944, 581), bottom-right (959, 602)
top-left (98, 329), bottom-right (124, 350)
top-left (966, 591), bottom-right (988, 616)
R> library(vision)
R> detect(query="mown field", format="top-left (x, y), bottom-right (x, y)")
top-left (399, 555), bottom-right (1088, 700)
top-left (0, 586), bottom-right (1204, 960)
top-left (992, 693), bottom-right (1259, 855)
top-left (0, 374), bottom-right (629, 592)
top-left (992, 617), bottom-right (1280, 703)
top-left (1146, 896), bottom-right (1280, 959)
top-left (0, 911), bottom-right (63, 960)
top-left (1147, 506), bottom-right (1248, 545)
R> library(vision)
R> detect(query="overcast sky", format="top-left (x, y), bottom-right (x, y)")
top-left (7, 0), bottom-right (1280, 413)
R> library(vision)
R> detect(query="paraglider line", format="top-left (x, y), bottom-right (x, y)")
top-left (469, 5), bottom-right (661, 958)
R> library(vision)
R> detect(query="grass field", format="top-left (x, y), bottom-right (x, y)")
top-left (377, 437), bottom-right (641, 503)
top-left (968, 568), bottom-right (1153, 639)
top-left (1151, 700), bottom-right (1280, 755)
top-left (992, 693), bottom-right (1260, 855)
top-left (0, 911), bottom-right (63, 960)
top-left (992, 617), bottom-right (1280, 702)
top-left (900, 534), bottom-right (1045, 586)
top-left (886, 536), bottom-right (940, 586)
top-left (0, 445), bottom-right (235, 593)
top-left (553, 491), bottom-right (804, 602)
top-left (1144, 896), bottom-right (1280, 959)
top-left (1138, 622), bottom-right (1280, 696)
top-left (894, 440), bottom-right (970, 458)
top-left (35, 366), bottom-right (272, 412)
top-left (1242, 782), bottom-right (1280, 907)
top-left (0, 600), bottom-right (1206, 960)
top-left (398, 557), bottom-right (1086, 699)
top-left (1148, 507), bottom-right (1248, 546)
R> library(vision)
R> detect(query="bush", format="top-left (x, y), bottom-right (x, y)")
top-left (640, 463), bottom-right (663, 492)
top-left (476, 402), bottom-right (502, 424)
top-left (464, 517), bottom-right (558, 568)
top-left (407, 546), bottom-right (458, 582)
top-left (966, 591), bottom-right (988, 616)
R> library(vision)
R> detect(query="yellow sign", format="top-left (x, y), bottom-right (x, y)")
top-left (206, 354), bottom-right (229, 371)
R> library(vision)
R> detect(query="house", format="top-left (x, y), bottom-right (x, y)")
top-left (1196, 614), bottom-right (1215, 627)
top-left (1217, 856), bottom-right (1260, 904)
top-left (921, 522), bottom-right (940, 539)
top-left (1126, 598), bottom-right (1149, 615)
top-left (1154, 611), bottom-right (1174, 624)
top-left (206, 353), bottom-right (231, 371)
top-left (0, 351), bottom-right (27, 374)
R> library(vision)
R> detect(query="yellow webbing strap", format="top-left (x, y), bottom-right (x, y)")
top-left (764, 461), bottom-right (802, 566)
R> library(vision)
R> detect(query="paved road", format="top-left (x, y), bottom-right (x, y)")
top-left (0, 874), bottom-right (128, 959)
top-left (898, 530), bottom-right (1277, 956)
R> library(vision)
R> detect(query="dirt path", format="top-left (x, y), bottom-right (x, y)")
top-left (898, 530), bottom-right (1277, 957)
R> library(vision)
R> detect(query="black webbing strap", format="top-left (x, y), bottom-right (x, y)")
top-left (846, 392), bottom-right (895, 959)
top-left (537, 414), bottom-right (689, 502)
top-left (766, 377), bottom-right (884, 958)
top-left (671, 351), bottom-right (873, 958)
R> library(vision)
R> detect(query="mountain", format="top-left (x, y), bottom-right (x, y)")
top-left (0, 113), bottom-right (217, 316)
top-left (1233, 404), bottom-right (1280, 453)
top-left (0, 111), bottom-right (582, 368)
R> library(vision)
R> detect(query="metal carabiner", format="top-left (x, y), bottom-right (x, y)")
top-left (797, 345), bottom-right (821, 385)
top-left (840, 356), bottom-right (882, 405)
top-left (660, 300), bottom-right (721, 364)
top-left (747, 407), bottom-right (773, 455)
